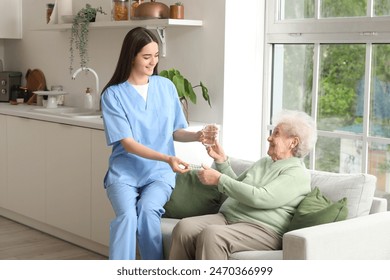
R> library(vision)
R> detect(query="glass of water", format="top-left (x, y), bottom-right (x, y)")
top-left (202, 123), bottom-right (218, 147)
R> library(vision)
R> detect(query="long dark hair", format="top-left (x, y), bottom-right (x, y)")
top-left (101, 27), bottom-right (159, 95)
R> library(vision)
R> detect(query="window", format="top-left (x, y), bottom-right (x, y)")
top-left (264, 0), bottom-right (390, 192)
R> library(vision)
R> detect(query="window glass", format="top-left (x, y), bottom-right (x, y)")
top-left (374, 0), bottom-right (390, 16)
top-left (317, 44), bottom-right (365, 132)
top-left (320, 0), bottom-right (367, 18)
top-left (281, 0), bottom-right (315, 19)
top-left (369, 44), bottom-right (390, 137)
top-left (272, 44), bottom-right (313, 115)
top-left (314, 136), bottom-right (343, 173)
top-left (368, 142), bottom-right (390, 192)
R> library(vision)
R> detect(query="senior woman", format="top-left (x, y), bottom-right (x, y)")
top-left (169, 110), bottom-right (317, 260)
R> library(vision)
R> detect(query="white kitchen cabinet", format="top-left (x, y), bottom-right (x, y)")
top-left (0, 0), bottom-right (22, 39)
top-left (0, 115), bottom-right (7, 207)
top-left (45, 122), bottom-right (91, 239)
top-left (6, 116), bottom-right (46, 221)
top-left (91, 129), bottom-right (114, 246)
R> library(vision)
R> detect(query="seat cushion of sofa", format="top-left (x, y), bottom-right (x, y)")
top-left (229, 250), bottom-right (283, 260)
top-left (161, 218), bottom-right (180, 259)
top-left (310, 170), bottom-right (376, 218)
top-left (161, 217), bottom-right (283, 260)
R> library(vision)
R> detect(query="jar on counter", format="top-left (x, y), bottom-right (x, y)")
top-left (130, 0), bottom-right (144, 19)
top-left (112, 0), bottom-right (129, 21)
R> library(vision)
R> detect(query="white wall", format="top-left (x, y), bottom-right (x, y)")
top-left (3, 0), bottom-right (265, 162)
top-left (3, 0), bottom-right (225, 123)
top-left (222, 0), bottom-right (265, 161)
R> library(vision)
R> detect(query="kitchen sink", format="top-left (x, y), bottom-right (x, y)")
top-left (32, 107), bottom-right (102, 119)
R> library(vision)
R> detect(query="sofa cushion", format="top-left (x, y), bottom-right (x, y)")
top-left (310, 170), bottom-right (376, 218)
top-left (288, 187), bottom-right (348, 232)
top-left (163, 170), bottom-right (225, 219)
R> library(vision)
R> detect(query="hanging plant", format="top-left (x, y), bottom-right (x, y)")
top-left (69, 4), bottom-right (106, 73)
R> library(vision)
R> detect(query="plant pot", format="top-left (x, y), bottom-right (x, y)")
top-left (180, 98), bottom-right (189, 124)
top-left (170, 5), bottom-right (184, 19)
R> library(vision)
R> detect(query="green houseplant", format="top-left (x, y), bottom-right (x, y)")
top-left (69, 4), bottom-right (106, 72)
top-left (159, 68), bottom-right (211, 120)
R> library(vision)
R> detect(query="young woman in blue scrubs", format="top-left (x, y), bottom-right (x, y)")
top-left (101, 27), bottom-right (203, 260)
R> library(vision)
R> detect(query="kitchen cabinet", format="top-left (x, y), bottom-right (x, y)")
top-left (0, 115), bottom-right (6, 207)
top-left (91, 130), bottom-right (114, 246)
top-left (0, 109), bottom-right (220, 255)
top-left (0, 0), bottom-right (22, 39)
top-left (45, 122), bottom-right (91, 239)
top-left (0, 113), bottom-right (113, 254)
top-left (6, 116), bottom-right (46, 222)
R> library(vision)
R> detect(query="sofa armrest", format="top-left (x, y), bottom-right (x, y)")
top-left (370, 197), bottom-right (387, 214)
top-left (283, 211), bottom-right (390, 260)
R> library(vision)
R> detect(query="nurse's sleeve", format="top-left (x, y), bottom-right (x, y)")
top-left (101, 89), bottom-right (133, 146)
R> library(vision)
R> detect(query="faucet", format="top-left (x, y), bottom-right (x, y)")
top-left (71, 67), bottom-right (100, 111)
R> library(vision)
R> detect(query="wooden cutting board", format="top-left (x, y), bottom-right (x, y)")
top-left (25, 69), bottom-right (47, 104)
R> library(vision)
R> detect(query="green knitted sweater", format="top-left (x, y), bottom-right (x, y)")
top-left (217, 156), bottom-right (311, 237)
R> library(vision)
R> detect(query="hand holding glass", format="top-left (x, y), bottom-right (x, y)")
top-left (202, 124), bottom-right (218, 147)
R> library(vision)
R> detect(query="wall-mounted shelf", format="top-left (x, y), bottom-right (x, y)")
top-left (34, 19), bottom-right (203, 57)
top-left (35, 18), bottom-right (202, 31)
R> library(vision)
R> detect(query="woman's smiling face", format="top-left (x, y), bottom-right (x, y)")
top-left (267, 124), bottom-right (297, 161)
top-left (132, 41), bottom-right (159, 77)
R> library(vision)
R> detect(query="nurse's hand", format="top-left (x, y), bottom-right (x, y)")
top-left (167, 156), bottom-right (190, 174)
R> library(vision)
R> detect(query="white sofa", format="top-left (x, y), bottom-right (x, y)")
top-left (161, 158), bottom-right (390, 260)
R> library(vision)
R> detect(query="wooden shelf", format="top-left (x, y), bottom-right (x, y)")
top-left (34, 18), bottom-right (203, 31)
top-left (33, 18), bottom-right (203, 57)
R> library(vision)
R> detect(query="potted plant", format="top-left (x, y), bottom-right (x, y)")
top-left (170, 2), bottom-right (184, 19)
top-left (69, 4), bottom-right (106, 72)
top-left (159, 68), bottom-right (211, 121)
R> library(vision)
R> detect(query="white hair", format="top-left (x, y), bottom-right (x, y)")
top-left (272, 110), bottom-right (317, 158)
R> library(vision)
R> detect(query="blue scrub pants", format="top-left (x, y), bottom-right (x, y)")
top-left (106, 181), bottom-right (173, 260)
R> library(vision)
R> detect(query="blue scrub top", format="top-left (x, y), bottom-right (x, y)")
top-left (101, 75), bottom-right (188, 188)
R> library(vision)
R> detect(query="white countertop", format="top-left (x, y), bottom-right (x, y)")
top-left (0, 102), bottom-right (210, 132)
top-left (0, 103), bottom-right (104, 130)
top-left (0, 102), bottom-right (217, 165)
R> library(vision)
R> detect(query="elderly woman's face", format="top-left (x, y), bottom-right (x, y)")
top-left (267, 124), bottom-right (298, 161)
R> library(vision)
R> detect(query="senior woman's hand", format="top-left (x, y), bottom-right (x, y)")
top-left (205, 140), bottom-right (227, 163)
top-left (197, 165), bottom-right (221, 185)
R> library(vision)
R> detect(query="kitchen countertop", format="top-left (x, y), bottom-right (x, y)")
top-left (0, 103), bottom-right (209, 132)
top-left (0, 103), bottom-right (104, 130)
top-left (0, 102), bottom-right (217, 166)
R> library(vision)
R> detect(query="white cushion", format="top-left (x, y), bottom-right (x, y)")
top-left (230, 250), bottom-right (282, 260)
top-left (310, 170), bottom-right (376, 218)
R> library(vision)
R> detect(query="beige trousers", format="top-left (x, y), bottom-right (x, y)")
top-left (169, 213), bottom-right (281, 260)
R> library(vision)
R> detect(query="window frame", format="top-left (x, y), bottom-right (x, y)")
top-left (263, 0), bottom-right (390, 173)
